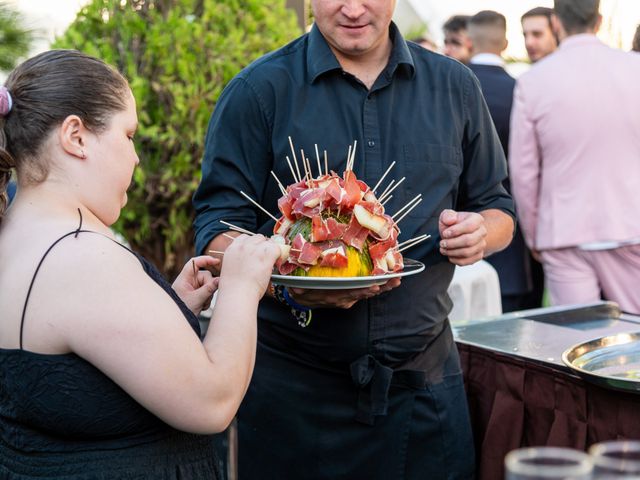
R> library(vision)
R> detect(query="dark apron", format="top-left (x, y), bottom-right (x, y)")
top-left (237, 336), bottom-right (475, 479)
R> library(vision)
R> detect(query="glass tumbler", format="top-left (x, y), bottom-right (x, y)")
top-left (589, 440), bottom-right (640, 479)
top-left (505, 446), bottom-right (593, 480)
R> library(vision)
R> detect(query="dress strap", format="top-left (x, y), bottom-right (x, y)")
top-left (19, 209), bottom-right (132, 350)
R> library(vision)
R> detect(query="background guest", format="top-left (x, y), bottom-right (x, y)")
top-left (633, 23), bottom-right (640, 52)
top-left (521, 7), bottom-right (559, 62)
top-left (409, 34), bottom-right (437, 52)
top-left (442, 14), bottom-right (473, 64)
top-left (467, 10), bottom-right (540, 312)
top-left (509, 0), bottom-right (640, 314)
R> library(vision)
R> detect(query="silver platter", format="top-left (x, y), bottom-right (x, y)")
top-left (271, 258), bottom-right (425, 290)
top-left (562, 332), bottom-right (640, 393)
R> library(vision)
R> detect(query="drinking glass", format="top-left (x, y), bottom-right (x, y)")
top-left (505, 447), bottom-right (593, 480)
top-left (589, 440), bottom-right (640, 478)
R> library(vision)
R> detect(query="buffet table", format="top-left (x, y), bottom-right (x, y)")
top-left (454, 302), bottom-right (640, 480)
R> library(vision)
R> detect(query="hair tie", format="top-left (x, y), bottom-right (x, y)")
top-left (0, 87), bottom-right (13, 117)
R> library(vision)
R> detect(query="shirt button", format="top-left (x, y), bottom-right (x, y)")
top-left (368, 140), bottom-right (375, 148)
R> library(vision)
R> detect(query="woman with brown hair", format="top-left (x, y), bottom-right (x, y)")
top-left (0, 50), bottom-right (279, 479)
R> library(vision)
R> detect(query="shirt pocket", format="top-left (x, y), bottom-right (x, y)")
top-left (402, 143), bottom-right (463, 220)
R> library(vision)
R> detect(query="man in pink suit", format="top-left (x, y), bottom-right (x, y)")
top-left (509, 0), bottom-right (640, 314)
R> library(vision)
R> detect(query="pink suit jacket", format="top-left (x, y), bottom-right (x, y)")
top-left (509, 34), bottom-right (640, 250)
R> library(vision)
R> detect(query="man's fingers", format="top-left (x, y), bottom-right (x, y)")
top-left (439, 209), bottom-right (458, 228)
top-left (439, 228), bottom-right (485, 250)
top-left (441, 242), bottom-right (485, 259)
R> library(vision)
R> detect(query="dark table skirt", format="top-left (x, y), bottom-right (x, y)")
top-left (458, 342), bottom-right (640, 480)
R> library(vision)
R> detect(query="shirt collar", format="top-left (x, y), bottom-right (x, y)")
top-left (470, 53), bottom-right (505, 67)
top-left (559, 33), bottom-right (602, 50)
top-left (307, 21), bottom-right (415, 84)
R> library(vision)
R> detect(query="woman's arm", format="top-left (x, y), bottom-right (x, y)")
top-left (47, 233), bottom-right (279, 434)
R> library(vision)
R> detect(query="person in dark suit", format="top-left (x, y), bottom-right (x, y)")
top-left (468, 10), bottom-right (541, 312)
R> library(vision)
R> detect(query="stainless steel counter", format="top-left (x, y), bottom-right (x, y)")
top-left (453, 301), bottom-right (640, 370)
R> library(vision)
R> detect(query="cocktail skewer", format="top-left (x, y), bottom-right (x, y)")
top-left (270, 170), bottom-right (287, 195)
top-left (381, 195), bottom-right (393, 206)
top-left (208, 250), bottom-right (225, 256)
top-left (378, 177), bottom-right (406, 203)
top-left (348, 140), bottom-right (357, 171)
top-left (219, 220), bottom-right (255, 236)
top-left (324, 150), bottom-right (328, 176)
top-left (192, 259), bottom-right (200, 288)
top-left (372, 161), bottom-right (396, 193)
top-left (299, 149), bottom-right (308, 180)
top-left (315, 144), bottom-right (322, 177)
top-left (239, 190), bottom-right (279, 222)
top-left (397, 233), bottom-right (429, 248)
top-left (288, 136), bottom-right (302, 182)
top-left (222, 233), bottom-right (236, 241)
top-left (397, 234), bottom-right (431, 253)
top-left (379, 179), bottom-right (395, 200)
top-left (286, 156), bottom-right (299, 183)
top-left (305, 156), bottom-right (313, 182)
top-left (391, 193), bottom-right (422, 219)
top-left (394, 197), bottom-right (423, 224)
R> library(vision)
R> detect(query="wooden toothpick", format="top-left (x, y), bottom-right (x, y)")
top-left (379, 177), bottom-right (406, 203)
top-left (219, 220), bottom-right (255, 235)
top-left (398, 234), bottom-right (431, 253)
top-left (372, 161), bottom-right (396, 193)
top-left (270, 170), bottom-right (287, 195)
top-left (315, 144), bottom-right (322, 177)
top-left (239, 190), bottom-right (278, 222)
top-left (394, 197), bottom-right (423, 224)
top-left (391, 194), bottom-right (422, 220)
top-left (288, 136), bottom-right (302, 182)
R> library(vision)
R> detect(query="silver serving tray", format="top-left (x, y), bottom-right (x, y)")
top-left (271, 258), bottom-right (425, 290)
top-left (562, 332), bottom-right (640, 393)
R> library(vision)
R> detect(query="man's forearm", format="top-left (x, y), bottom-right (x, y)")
top-left (480, 208), bottom-right (515, 256)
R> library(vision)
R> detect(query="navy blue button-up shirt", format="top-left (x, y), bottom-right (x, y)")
top-left (193, 23), bottom-right (514, 384)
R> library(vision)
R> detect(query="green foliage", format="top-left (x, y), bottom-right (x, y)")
top-left (0, 2), bottom-right (35, 72)
top-left (54, 0), bottom-right (300, 277)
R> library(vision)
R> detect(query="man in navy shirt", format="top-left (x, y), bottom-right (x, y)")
top-left (194, 1), bottom-right (514, 478)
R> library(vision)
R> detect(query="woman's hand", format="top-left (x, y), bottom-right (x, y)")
top-left (218, 234), bottom-right (281, 300)
top-left (172, 255), bottom-right (221, 315)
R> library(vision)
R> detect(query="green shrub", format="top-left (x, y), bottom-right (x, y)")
top-left (54, 0), bottom-right (300, 277)
top-left (0, 2), bottom-right (35, 72)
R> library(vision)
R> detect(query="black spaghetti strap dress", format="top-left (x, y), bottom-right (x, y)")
top-left (0, 228), bottom-right (221, 479)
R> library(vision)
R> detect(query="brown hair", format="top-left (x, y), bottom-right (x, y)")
top-left (443, 15), bottom-right (471, 34)
top-left (554, 0), bottom-right (600, 34)
top-left (0, 50), bottom-right (130, 219)
top-left (521, 6), bottom-right (554, 28)
top-left (468, 11), bottom-right (507, 52)
top-left (633, 24), bottom-right (640, 52)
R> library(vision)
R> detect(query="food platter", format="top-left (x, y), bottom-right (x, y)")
top-left (271, 258), bottom-right (425, 290)
top-left (562, 332), bottom-right (640, 393)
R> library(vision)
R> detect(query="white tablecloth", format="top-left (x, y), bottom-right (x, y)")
top-left (447, 260), bottom-right (502, 324)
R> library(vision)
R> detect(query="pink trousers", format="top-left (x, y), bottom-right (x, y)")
top-left (540, 244), bottom-right (640, 315)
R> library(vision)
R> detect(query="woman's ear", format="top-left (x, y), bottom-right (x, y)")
top-left (59, 115), bottom-right (88, 160)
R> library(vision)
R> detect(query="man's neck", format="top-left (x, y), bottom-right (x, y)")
top-left (470, 51), bottom-right (505, 67)
top-left (331, 39), bottom-right (393, 90)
